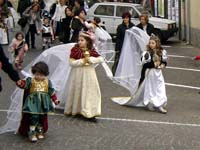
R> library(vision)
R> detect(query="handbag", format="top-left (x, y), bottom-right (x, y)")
top-left (17, 17), bottom-right (27, 28)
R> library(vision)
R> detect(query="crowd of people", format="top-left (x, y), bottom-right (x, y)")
top-left (0, 0), bottom-right (168, 143)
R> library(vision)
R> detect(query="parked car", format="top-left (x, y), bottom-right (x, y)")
top-left (87, 2), bottom-right (178, 41)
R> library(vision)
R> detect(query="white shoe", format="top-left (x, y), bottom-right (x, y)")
top-left (29, 134), bottom-right (38, 142)
top-left (158, 106), bottom-right (167, 114)
top-left (37, 133), bottom-right (44, 139)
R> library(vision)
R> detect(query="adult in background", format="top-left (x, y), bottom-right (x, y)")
top-left (72, 0), bottom-right (84, 16)
top-left (112, 12), bottom-right (134, 75)
top-left (52, 0), bottom-right (67, 42)
top-left (22, 3), bottom-right (42, 49)
top-left (0, 44), bottom-right (20, 92)
top-left (70, 8), bottom-right (87, 42)
top-left (17, 0), bottom-right (32, 17)
top-left (62, 6), bottom-right (73, 43)
top-left (136, 13), bottom-right (155, 36)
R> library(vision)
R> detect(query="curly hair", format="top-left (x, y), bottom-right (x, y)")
top-left (31, 61), bottom-right (49, 76)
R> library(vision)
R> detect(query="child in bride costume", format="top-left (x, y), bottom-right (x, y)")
top-left (111, 27), bottom-right (168, 114)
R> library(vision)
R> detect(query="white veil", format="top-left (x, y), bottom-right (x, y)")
top-left (0, 43), bottom-right (75, 134)
top-left (94, 26), bottom-right (115, 63)
top-left (114, 27), bottom-right (149, 95)
top-left (110, 27), bottom-right (150, 105)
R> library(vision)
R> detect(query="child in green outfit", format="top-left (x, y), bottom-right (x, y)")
top-left (17, 61), bottom-right (59, 142)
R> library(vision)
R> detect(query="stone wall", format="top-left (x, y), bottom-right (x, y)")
top-left (190, 27), bottom-right (200, 48)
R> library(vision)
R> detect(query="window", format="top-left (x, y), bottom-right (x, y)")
top-left (116, 6), bottom-right (139, 18)
top-left (94, 5), bottom-right (114, 16)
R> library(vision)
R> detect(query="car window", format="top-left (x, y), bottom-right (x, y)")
top-left (94, 5), bottom-right (114, 16)
top-left (116, 6), bottom-right (139, 18)
top-left (135, 6), bottom-right (152, 17)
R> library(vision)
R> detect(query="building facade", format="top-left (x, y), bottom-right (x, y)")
top-left (149, 0), bottom-right (200, 47)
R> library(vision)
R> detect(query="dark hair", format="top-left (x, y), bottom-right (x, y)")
top-left (94, 17), bottom-right (101, 24)
top-left (15, 32), bottom-right (24, 39)
top-left (43, 17), bottom-right (49, 22)
top-left (66, 6), bottom-right (73, 12)
top-left (31, 61), bottom-right (49, 76)
top-left (122, 12), bottom-right (131, 19)
top-left (77, 7), bottom-right (87, 16)
top-left (78, 32), bottom-right (93, 50)
top-left (75, 0), bottom-right (84, 7)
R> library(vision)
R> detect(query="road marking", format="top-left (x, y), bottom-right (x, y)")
top-left (165, 83), bottom-right (200, 90)
top-left (167, 66), bottom-right (200, 72)
top-left (0, 109), bottom-right (200, 128)
top-left (168, 54), bottom-right (194, 59)
top-left (97, 117), bottom-right (200, 127)
top-left (162, 45), bottom-right (172, 48)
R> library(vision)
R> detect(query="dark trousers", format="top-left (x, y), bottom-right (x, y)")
top-left (112, 51), bottom-right (121, 75)
top-left (25, 24), bottom-right (37, 48)
top-left (29, 114), bottom-right (44, 127)
top-left (138, 66), bottom-right (147, 86)
top-left (56, 21), bottom-right (65, 42)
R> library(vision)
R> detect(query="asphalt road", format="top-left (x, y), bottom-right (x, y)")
top-left (1, 32), bottom-right (200, 150)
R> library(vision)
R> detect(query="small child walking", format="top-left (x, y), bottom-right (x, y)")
top-left (9, 32), bottom-right (28, 70)
top-left (17, 61), bottom-right (59, 142)
top-left (42, 17), bottom-right (54, 50)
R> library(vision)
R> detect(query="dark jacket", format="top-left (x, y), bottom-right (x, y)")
top-left (70, 17), bottom-right (87, 42)
top-left (17, 0), bottom-right (31, 16)
top-left (136, 23), bottom-right (156, 36)
top-left (0, 45), bottom-right (20, 82)
top-left (115, 22), bottom-right (135, 53)
top-left (62, 16), bottom-right (73, 43)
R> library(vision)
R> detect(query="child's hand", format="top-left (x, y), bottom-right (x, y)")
top-left (16, 80), bottom-right (26, 88)
top-left (158, 64), bottom-right (165, 69)
top-left (54, 100), bottom-right (60, 105)
top-left (154, 61), bottom-right (160, 68)
top-left (83, 57), bottom-right (90, 65)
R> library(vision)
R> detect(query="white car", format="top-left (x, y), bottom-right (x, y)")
top-left (87, 2), bottom-right (178, 41)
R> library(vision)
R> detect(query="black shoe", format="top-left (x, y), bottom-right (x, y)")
top-left (32, 46), bottom-right (36, 49)
top-left (42, 46), bottom-right (45, 50)
top-left (85, 117), bottom-right (97, 122)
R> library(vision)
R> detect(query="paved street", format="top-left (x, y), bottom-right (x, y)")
top-left (1, 32), bottom-right (200, 150)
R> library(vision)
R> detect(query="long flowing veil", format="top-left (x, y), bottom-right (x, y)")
top-left (114, 27), bottom-right (149, 95)
top-left (105, 27), bottom-right (150, 106)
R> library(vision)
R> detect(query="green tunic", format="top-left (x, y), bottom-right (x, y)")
top-left (22, 77), bottom-right (55, 114)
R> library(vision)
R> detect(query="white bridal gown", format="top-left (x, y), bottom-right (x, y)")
top-left (111, 27), bottom-right (167, 108)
